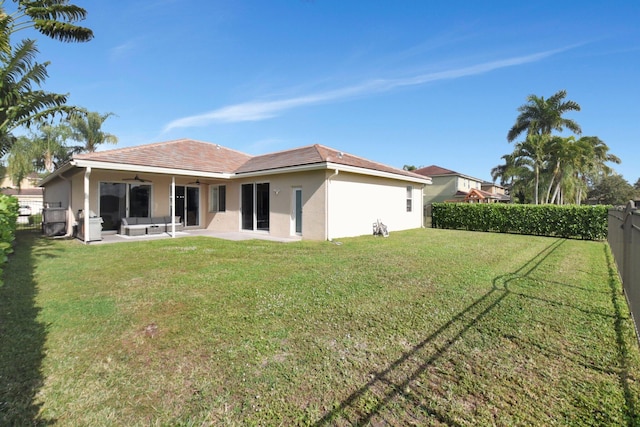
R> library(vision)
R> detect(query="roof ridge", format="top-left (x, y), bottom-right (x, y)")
top-left (74, 139), bottom-right (252, 159)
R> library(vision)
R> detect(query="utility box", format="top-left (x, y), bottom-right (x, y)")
top-left (42, 207), bottom-right (67, 237)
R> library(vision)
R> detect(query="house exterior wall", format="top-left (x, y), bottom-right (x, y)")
top-left (456, 176), bottom-right (482, 192)
top-left (222, 170), bottom-right (327, 240)
top-left (42, 167), bottom-right (424, 241)
top-left (327, 171), bottom-right (423, 239)
top-left (424, 175), bottom-right (484, 211)
top-left (43, 176), bottom-right (70, 208)
top-left (423, 175), bottom-right (458, 206)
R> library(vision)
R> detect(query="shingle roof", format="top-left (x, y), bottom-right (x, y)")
top-left (74, 139), bottom-right (252, 173)
top-left (72, 140), bottom-right (426, 181)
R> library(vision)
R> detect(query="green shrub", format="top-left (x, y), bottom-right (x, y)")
top-left (431, 203), bottom-right (608, 240)
top-left (0, 194), bottom-right (18, 265)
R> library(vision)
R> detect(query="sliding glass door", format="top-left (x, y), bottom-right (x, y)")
top-left (174, 186), bottom-right (199, 226)
top-left (241, 182), bottom-right (269, 231)
top-left (99, 182), bottom-right (151, 231)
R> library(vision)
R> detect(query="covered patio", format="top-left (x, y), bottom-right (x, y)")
top-left (88, 228), bottom-right (302, 245)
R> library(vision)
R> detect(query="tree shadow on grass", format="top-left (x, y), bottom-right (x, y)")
top-left (604, 246), bottom-right (639, 426)
top-left (313, 238), bottom-right (566, 426)
top-left (0, 232), bottom-right (59, 425)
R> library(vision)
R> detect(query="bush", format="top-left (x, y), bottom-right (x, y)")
top-left (0, 194), bottom-right (18, 266)
top-left (431, 203), bottom-right (608, 240)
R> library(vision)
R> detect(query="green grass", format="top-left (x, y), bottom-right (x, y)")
top-left (1, 229), bottom-right (639, 425)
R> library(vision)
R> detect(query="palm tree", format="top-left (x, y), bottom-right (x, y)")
top-left (573, 136), bottom-right (621, 204)
top-left (0, 0), bottom-right (92, 154)
top-left (507, 90), bottom-right (582, 142)
top-left (492, 153), bottom-right (532, 203)
top-left (512, 134), bottom-right (550, 204)
top-left (68, 111), bottom-right (118, 153)
top-left (0, 37), bottom-right (74, 156)
top-left (4, 0), bottom-right (93, 45)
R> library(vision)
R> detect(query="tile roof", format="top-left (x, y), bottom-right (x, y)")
top-left (1, 187), bottom-right (43, 196)
top-left (415, 164), bottom-right (487, 183)
top-left (72, 140), bottom-right (426, 181)
top-left (414, 165), bottom-right (458, 176)
top-left (74, 139), bottom-right (252, 173)
top-left (237, 144), bottom-right (426, 180)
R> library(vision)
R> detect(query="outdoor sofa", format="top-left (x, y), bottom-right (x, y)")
top-left (120, 216), bottom-right (183, 236)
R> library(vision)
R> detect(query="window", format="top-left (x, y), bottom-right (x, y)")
top-left (406, 185), bottom-right (413, 212)
top-left (209, 185), bottom-right (226, 212)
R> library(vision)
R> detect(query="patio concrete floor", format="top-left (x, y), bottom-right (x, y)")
top-left (85, 229), bottom-right (302, 245)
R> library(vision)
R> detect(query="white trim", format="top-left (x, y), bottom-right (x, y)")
top-left (73, 159), bottom-right (233, 179)
top-left (171, 177), bottom-right (176, 237)
top-left (291, 187), bottom-right (302, 236)
top-left (236, 161), bottom-right (431, 185)
top-left (41, 159), bottom-right (431, 189)
top-left (83, 167), bottom-right (91, 244)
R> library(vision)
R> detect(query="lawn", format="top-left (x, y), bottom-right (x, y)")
top-left (1, 229), bottom-right (639, 425)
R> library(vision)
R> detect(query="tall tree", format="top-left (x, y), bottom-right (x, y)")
top-left (4, 0), bottom-right (93, 45)
top-left (0, 37), bottom-right (72, 156)
top-left (572, 136), bottom-right (621, 204)
top-left (512, 134), bottom-right (550, 204)
top-left (0, 0), bottom-right (92, 154)
top-left (587, 174), bottom-right (636, 205)
top-left (491, 153), bottom-right (532, 204)
top-left (507, 90), bottom-right (581, 142)
top-left (68, 111), bottom-right (118, 153)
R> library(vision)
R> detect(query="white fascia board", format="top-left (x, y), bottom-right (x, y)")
top-left (71, 159), bottom-right (233, 179)
top-left (38, 162), bottom-right (74, 186)
top-left (325, 162), bottom-right (432, 185)
top-left (232, 163), bottom-right (327, 178)
top-left (233, 161), bottom-right (432, 185)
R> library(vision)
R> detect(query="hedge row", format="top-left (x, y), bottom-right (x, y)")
top-left (0, 194), bottom-right (18, 268)
top-left (431, 203), bottom-right (609, 240)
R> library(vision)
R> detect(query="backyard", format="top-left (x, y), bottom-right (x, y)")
top-left (1, 228), bottom-right (639, 425)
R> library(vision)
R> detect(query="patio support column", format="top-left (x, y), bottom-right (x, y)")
top-left (171, 176), bottom-right (176, 238)
top-left (83, 167), bottom-right (91, 244)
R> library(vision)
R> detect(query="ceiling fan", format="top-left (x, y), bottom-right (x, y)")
top-left (187, 179), bottom-right (201, 185)
top-left (123, 174), bottom-right (151, 183)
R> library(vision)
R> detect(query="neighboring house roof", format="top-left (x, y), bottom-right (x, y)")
top-left (1, 187), bottom-right (43, 196)
top-left (414, 165), bottom-right (484, 183)
top-left (41, 139), bottom-right (431, 185)
top-left (450, 189), bottom-right (510, 202)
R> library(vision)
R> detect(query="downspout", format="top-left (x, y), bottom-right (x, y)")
top-left (83, 167), bottom-right (91, 244)
top-left (171, 176), bottom-right (176, 238)
top-left (325, 169), bottom-right (339, 241)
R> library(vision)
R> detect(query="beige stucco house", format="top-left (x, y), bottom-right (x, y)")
top-left (414, 165), bottom-right (510, 216)
top-left (1, 172), bottom-right (44, 213)
top-left (40, 139), bottom-right (431, 242)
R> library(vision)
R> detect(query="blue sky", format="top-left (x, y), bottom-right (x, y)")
top-left (28, 0), bottom-right (640, 183)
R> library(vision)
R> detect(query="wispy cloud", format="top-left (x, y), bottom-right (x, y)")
top-left (163, 47), bottom-right (570, 132)
top-left (109, 40), bottom-right (138, 61)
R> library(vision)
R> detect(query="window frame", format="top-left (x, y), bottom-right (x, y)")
top-left (208, 184), bottom-right (226, 213)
